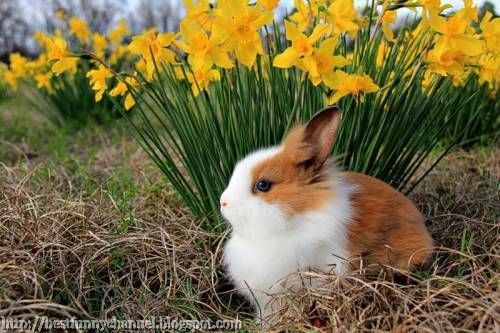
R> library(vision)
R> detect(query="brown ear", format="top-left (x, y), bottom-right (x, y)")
top-left (302, 106), bottom-right (341, 167)
top-left (283, 106), bottom-right (341, 167)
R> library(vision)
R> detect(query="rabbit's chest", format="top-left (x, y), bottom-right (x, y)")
top-left (224, 234), bottom-right (333, 294)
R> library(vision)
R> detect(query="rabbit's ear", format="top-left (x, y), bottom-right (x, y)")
top-left (282, 106), bottom-right (341, 167)
top-left (302, 106), bottom-right (341, 167)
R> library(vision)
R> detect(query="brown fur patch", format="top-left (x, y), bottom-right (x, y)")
top-left (250, 126), bottom-right (335, 217)
top-left (343, 172), bottom-right (434, 271)
top-left (282, 125), bottom-right (315, 164)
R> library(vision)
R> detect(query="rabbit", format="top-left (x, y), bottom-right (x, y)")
top-left (220, 106), bottom-right (434, 323)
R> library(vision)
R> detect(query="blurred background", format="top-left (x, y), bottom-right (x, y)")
top-left (1, 0), bottom-right (498, 63)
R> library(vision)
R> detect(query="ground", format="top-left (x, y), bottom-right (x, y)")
top-left (0, 97), bottom-right (498, 332)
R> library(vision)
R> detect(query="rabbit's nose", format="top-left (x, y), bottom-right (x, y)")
top-left (220, 191), bottom-right (229, 210)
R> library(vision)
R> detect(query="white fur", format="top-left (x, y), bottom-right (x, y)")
top-left (220, 146), bottom-right (353, 322)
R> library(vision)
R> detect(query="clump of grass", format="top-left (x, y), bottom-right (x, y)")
top-left (27, 65), bottom-right (126, 128)
top-left (443, 79), bottom-right (500, 148)
top-left (0, 103), bottom-right (498, 332)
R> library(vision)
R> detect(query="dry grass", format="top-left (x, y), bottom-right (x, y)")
top-left (0, 104), bottom-right (498, 332)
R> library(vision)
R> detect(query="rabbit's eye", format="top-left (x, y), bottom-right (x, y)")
top-left (255, 180), bottom-right (272, 192)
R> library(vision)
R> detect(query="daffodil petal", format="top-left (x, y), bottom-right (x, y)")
top-left (218, 0), bottom-right (245, 16)
top-left (331, 56), bottom-right (349, 68)
top-left (128, 36), bottom-right (147, 54)
top-left (157, 32), bottom-right (177, 46)
top-left (124, 93), bottom-right (135, 110)
top-left (235, 43), bottom-right (258, 67)
top-left (211, 16), bottom-right (233, 44)
top-left (309, 74), bottom-right (322, 86)
top-left (254, 11), bottom-right (274, 28)
top-left (319, 38), bottom-right (337, 53)
top-left (191, 82), bottom-right (200, 96)
top-left (174, 40), bottom-right (190, 53)
top-left (309, 24), bottom-right (331, 43)
top-left (210, 49), bottom-right (233, 69)
top-left (284, 20), bottom-right (302, 41)
top-left (328, 90), bottom-right (349, 104)
top-left (303, 55), bottom-right (319, 77)
top-left (273, 48), bottom-right (300, 68)
top-left (180, 19), bottom-right (200, 42)
top-left (322, 70), bottom-right (345, 89)
top-left (428, 9), bottom-right (446, 34)
top-left (453, 37), bottom-right (484, 56)
top-left (382, 23), bottom-right (395, 41)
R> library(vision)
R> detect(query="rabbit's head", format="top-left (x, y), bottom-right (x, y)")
top-left (220, 106), bottom-right (342, 238)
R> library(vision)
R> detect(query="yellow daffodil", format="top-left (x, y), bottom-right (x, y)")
top-left (346, 52), bottom-right (354, 63)
top-left (415, 0), bottom-right (452, 31)
top-left (259, 0), bottom-right (280, 11)
top-left (35, 73), bottom-right (53, 93)
top-left (177, 65), bottom-right (220, 96)
top-left (43, 36), bottom-right (79, 75)
top-left (55, 9), bottom-right (66, 20)
top-left (135, 59), bottom-right (152, 81)
top-left (451, 69), bottom-right (470, 87)
top-left (289, 0), bottom-right (325, 32)
top-left (416, 0), bottom-right (451, 14)
top-left (176, 18), bottom-right (232, 69)
top-left (3, 70), bottom-right (18, 91)
top-left (183, 0), bottom-right (213, 31)
top-left (477, 54), bottom-right (500, 88)
top-left (27, 54), bottom-right (49, 73)
top-left (381, 7), bottom-right (397, 42)
top-left (297, 38), bottom-right (349, 86)
top-left (421, 69), bottom-right (436, 93)
top-left (273, 21), bottom-right (331, 68)
top-left (455, 0), bottom-right (477, 23)
top-left (480, 12), bottom-right (500, 53)
top-left (109, 76), bottom-right (139, 110)
top-left (109, 19), bottom-right (130, 44)
top-left (257, 54), bottom-right (273, 80)
top-left (9, 53), bottom-right (29, 78)
top-left (429, 9), bottom-right (483, 57)
top-left (54, 28), bottom-right (64, 38)
top-left (86, 65), bottom-right (113, 102)
top-left (326, 0), bottom-right (359, 37)
top-left (211, 0), bottom-right (273, 67)
top-left (128, 28), bottom-right (177, 78)
top-left (69, 17), bottom-right (91, 44)
top-left (92, 33), bottom-right (108, 58)
top-left (33, 32), bottom-right (49, 48)
top-left (289, 0), bottom-right (312, 32)
top-left (323, 70), bottom-right (380, 104)
top-left (109, 45), bottom-right (128, 66)
top-left (376, 41), bottom-right (389, 68)
top-left (427, 40), bottom-right (466, 77)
